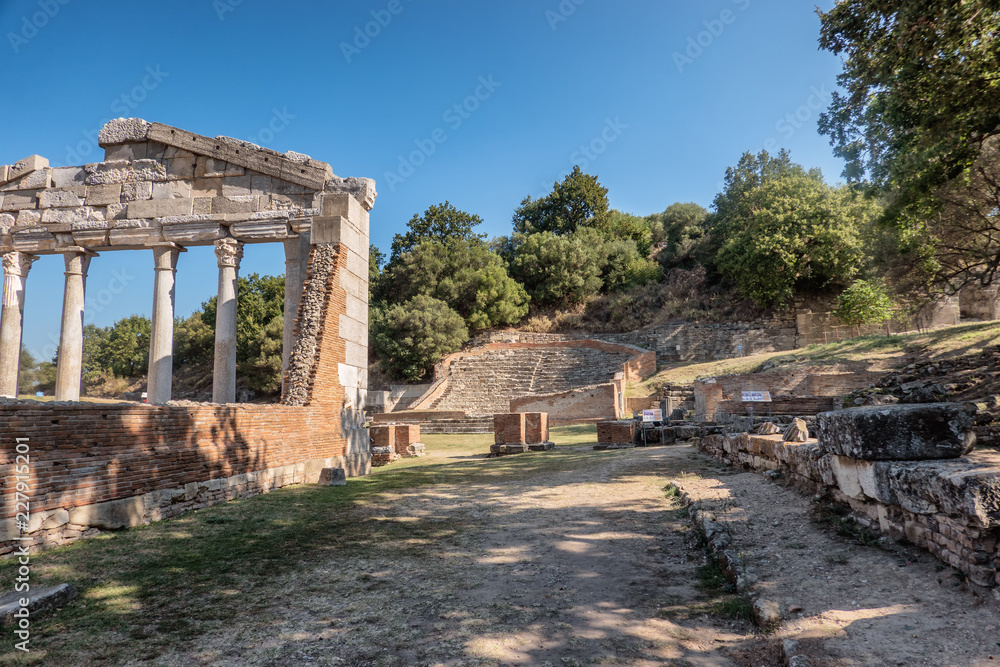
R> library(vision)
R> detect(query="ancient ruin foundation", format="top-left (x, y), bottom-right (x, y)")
top-left (0, 118), bottom-right (375, 553)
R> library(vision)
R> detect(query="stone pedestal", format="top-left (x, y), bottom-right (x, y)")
top-left (212, 238), bottom-right (242, 404)
top-left (0, 252), bottom-right (37, 397)
top-left (55, 250), bottom-right (95, 401)
top-left (492, 413), bottom-right (554, 455)
top-left (147, 245), bottom-right (183, 405)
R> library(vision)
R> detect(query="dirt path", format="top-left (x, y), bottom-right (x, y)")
top-left (675, 463), bottom-right (1000, 666)
top-left (151, 445), bottom-right (752, 666)
top-left (109, 441), bottom-right (1000, 667)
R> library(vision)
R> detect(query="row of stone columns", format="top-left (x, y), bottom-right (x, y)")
top-left (0, 235), bottom-right (308, 405)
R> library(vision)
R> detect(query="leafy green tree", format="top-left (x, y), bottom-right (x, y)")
top-left (173, 312), bottom-right (215, 368)
top-left (646, 202), bottom-right (709, 268)
top-left (588, 209), bottom-right (654, 256)
top-left (713, 163), bottom-right (880, 307)
top-left (818, 2), bottom-right (1000, 222)
top-left (240, 314), bottom-right (285, 394)
top-left (509, 230), bottom-right (604, 305)
top-left (381, 239), bottom-right (528, 329)
top-left (598, 237), bottom-right (663, 293)
top-left (834, 279), bottom-right (897, 336)
top-left (513, 166), bottom-right (611, 235)
top-left (201, 273), bottom-right (285, 393)
top-left (369, 244), bottom-right (385, 301)
top-left (202, 273), bottom-right (284, 362)
top-left (372, 295), bottom-right (469, 381)
top-left (389, 201), bottom-right (485, 263)
top-left (81, 323), bottom-right (111, 382)
top-left (93, 316), bottom-right (151, 378)
top-left (18, 348), bottom-right (39, 396)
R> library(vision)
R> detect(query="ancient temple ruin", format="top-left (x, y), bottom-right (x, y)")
top-left (0, 119), bottom-right (375, 552)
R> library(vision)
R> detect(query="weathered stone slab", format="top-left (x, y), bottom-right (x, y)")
top-left (817, 403), bottom-right (977, 460)
top-left (318, 467), bottom-right (347, 486)
top-left (98, 117), bottom-right (152, 146)
top-left (68, 496), bottom-right (145, 529)
top-left (0, 584), bottom-right (77, 627)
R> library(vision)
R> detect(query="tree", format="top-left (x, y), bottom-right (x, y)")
top-left (389, 201), bottom-right (485, 263)
top-left (924, 137), bottom-right (1000, 289)
top-left (588, 209), bottom-right (654, 256)
top-left (712, 156), bottom-right (880, 307)
top-left (646, 202), bottom-right (709, 268)
top-left (513, 166), bottom-right (611, 235)
top-left (369, 244), bottom-right (385, 302)
top-left (201, 273), bottom-right (285, 393)
top-left (372, 295), bottom-right (469, 381)
top-left (509, 230), bottom-right (604, 306)
top-left (94, 316), bottom-right (151, 378)
top-left (818, 2), bottom-right (1000, 222)
top-left (380, 238), bottom-right (529, 329)
top-left (834, 279), bottom-right (897, 336)
top-left (173, 312), bottom-right (214, 368)
top-left (18, 348), bottom-right (39, 396)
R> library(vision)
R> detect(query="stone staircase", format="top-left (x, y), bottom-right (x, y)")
top-left (418, 416), bottom-right (495, 434)
top-left (430, 346), bottom-right (633, 416)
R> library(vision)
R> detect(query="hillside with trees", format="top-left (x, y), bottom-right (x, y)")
top-left (24, 2), bottom-right (1000, 396)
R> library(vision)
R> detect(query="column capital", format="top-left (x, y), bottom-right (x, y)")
top-left (1, 251), bottom-right (38, 278)
top-left (152, 244), bottom-right (185, 272)
top-left (214, 238), bottom-right (244, 269)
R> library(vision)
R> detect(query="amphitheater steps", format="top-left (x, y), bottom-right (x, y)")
top-left (430, 346), bottom-right (634, 415)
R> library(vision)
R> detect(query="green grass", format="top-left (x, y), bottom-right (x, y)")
top-left (0, 425), bottom-right (602, 664)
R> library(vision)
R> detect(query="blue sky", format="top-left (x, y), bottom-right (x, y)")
top-left (0, 0), bottom-right (842, 359)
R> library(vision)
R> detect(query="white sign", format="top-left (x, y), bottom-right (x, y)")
top-left (642, 409), bottom-right (663, 422)
top-left (740, 391), bottom-right (772, 403)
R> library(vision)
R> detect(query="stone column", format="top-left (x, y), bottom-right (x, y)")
top-left (0, 251), bottom-right (38, 397)
top-left (147, 245), bottom-right (183, 405)
top-left (213, 238), bottom-right (243, 404)
top-left (55, 249), bottom-right (96, 402)
top-left (282, 234), bottom-right (310, 395)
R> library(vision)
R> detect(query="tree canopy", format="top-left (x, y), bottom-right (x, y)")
top-left (513, 166), bottom-right (611, 235)
top-left (372, 295), bottom-right (469, 382)
top-left (380, 238), bottom-right (529, 330)
top-left (818, 1), bottom-right (1000, 221)
top-left (389, 201), bottom-right (485, 263)
top-left (711, 150), bottom-right (881, 307)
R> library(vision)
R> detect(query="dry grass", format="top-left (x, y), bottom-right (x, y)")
top-left (629, 320), bottom-right (1000, 396)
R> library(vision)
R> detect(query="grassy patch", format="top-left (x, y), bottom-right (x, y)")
top-left (0, 426), bottom-right (604, 665)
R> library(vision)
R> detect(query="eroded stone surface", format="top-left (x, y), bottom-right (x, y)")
top-left (817, 403), bottom-right (977, 460)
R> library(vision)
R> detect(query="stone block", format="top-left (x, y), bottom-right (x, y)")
top-left (165, 156), bottom-right (197, 179)
top-left (318, 467), bottom-right (347, 486)
top-left (500, 443), bottom-right (529, 455)
top-left (8, 155), bottom-right (48, 180)
top-left (856, 460), bottom-right (898, 504)
top-left (152, 180), bottom-right (192, 200)
top-left (104, 142), bottom-right (148, 161)
top-left (0, 584), bottom-right (77, 627)
top-left (50, 167), bottom-right (86, 188)
top-left (1, 192), bottom-right (38, 211)
top-left (98, 118), bottom-right (152, 146)
top-left (222, 175), bottom-right (252, 197)
top-left (0, 165), bottom-right (7, 183)
top-left (211, 195), bottom-right (255, 214)
top-left (830, 455), bottom-right (864, 500)
top-left (127, 198), bottom-right (193, 219)
top-left (68, 496), bottom-right (145, 530)
top-left (817, 403), bottom-right (977, 460)
top-left (195, 157), bottom-right (228, 179)
top-left (86, 183), bottom-right (123, 206)
top-left (121, 181), bottom-right (153, 202)
top-left (38, 189), bottom-right (84, 208)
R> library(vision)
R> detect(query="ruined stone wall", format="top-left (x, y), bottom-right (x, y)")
top-left (699, 433), bottom-right (1000, 589)
top-left (509, 382), bottom-right (621, 422)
